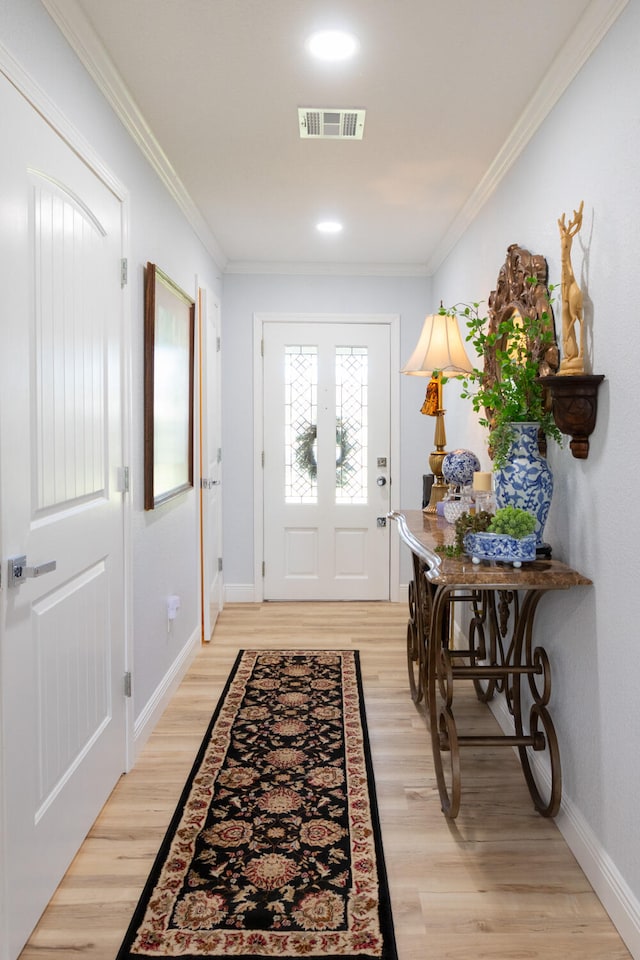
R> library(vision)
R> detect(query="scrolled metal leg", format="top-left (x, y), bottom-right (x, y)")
top-left (528, 645), bottom-right (552, 705)
top-left (518, 703), bottom-right (562, 817)
top-left (512, 592), bottom-right (562, 817)
top-left (406, 556), bottom-right (435, 708)
top-left (406, 578), bottom-right (423, 704)
top-left (434, 705), bottom-right (461, 818)
top-left (469, 591), bottom-right (498, 703)
top-left (428, 587), bottom-right (461, 817)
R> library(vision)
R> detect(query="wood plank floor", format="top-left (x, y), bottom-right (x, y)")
top-left (19, 602), bottom-right (630, 960)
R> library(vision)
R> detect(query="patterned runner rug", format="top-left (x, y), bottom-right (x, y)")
top-left (117, 649), bottom-right (397, 960)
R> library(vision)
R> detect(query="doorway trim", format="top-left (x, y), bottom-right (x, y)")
top-left (253, 312), bottom-right (401, 603)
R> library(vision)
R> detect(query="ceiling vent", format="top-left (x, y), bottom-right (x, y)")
top-left (298, 108), bottom-right (366, 140)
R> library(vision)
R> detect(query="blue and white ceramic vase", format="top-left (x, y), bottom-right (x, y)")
top-left (494, 422), bottom-right (553, 547)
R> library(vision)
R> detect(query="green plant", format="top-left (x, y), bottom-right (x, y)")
top-left (440, 285), bottom-right (562, 468)
top-left (435, 506), bottom-right (537, 557)
top-left (487, 506), bottom-right (536, 539)
top-left (435, 509), bottom-right (493, 557)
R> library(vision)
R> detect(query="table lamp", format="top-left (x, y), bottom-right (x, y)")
top-left (402, 308), bottom-right (473, 512)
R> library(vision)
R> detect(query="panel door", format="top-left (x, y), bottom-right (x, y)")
top-left (0, 76), bottom-right (126, 960)
top-left (263, 321), bottom-right (391, 600)
top-left (199, 287), bottom-right (223, 640)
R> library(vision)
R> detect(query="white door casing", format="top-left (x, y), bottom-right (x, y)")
top-left (260, 317), bottom-right (398, 601)
top-left (0, 74), bottom-right (128, 960)
top-left (198, 287), bottom-right (223, 640)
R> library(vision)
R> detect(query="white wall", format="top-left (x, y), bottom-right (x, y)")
top-left (0, 0), bottom-right (222, 726)
top-left (221, 272), bottom-right (432, 590)
top-left (3, 0), bottom-right (639, 953)
top-left (432, 1), bottom-right (640, 952)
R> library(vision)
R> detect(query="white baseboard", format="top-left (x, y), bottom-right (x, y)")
top-left (489, 695), bottom-right (640, 959)
top-left (224, 584), bottom-right (410, 604)
top-left (133, 627), bottom-right (201, 760)
top-left (558, 791), bottom-right (640, 959)
top-left (224, 583), bottom-right (258, 603)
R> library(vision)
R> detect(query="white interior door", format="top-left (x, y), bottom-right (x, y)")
top-left (0, 76), bottom-right (127, 960)
top-left (263, 321), bottom-right (391, 600)
top-left (199, 287), bottom-right (223, 640)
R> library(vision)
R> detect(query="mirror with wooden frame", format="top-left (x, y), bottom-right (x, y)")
top-left (144, 262), bottom-right (195, 510)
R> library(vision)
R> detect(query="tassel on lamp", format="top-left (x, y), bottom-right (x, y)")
top-left (402, 307), bottom-right (473, 513)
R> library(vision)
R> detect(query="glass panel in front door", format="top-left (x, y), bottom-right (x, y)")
top-left (335, 346), bottom-right (367, 504)
top-left (285, 343), bottom-right (369, 505)
top-left (285, 345), bottom-right (317, 504)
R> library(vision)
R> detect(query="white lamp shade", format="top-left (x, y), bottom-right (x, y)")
top-left (401, 312), bottom-right (473, 377)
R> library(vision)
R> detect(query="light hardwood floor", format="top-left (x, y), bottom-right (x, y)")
top-left (19, 602), bottom-right (630, 960)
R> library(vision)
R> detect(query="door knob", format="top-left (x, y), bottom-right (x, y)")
top-left (376, 476), bottom-right (387, 486)
top-left (8, 555), bottom-right (57, 588)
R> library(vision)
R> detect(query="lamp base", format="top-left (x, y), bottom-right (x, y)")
top-left (423, 478), bottom-right (448, 514)
top-left (423, 411), bottom-right (448, 513)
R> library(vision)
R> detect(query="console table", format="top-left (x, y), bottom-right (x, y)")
top-left (390, 510), bottom-right (591, 819)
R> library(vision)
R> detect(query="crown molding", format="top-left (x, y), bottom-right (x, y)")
top-left (224, 260), bottom-right (429, 277)
top-left (41, 0), bottom-right (228, 274)
top-left (426, 0), bottom-right (629, 276)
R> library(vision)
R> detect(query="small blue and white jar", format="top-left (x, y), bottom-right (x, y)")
top-left (442, 449), bottom-right (481, 487)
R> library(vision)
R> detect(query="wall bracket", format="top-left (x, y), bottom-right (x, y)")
top-left (538, 374), bottom-right (604, 459)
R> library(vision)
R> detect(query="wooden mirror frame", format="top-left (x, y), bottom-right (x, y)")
top-left (144, 262), bottom-right (195, 510)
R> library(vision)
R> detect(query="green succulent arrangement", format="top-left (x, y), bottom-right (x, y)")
top-left (437, 506), bottom-right (537, 558)
top-left (486, 506), bottom-right (536, 538)
top-left (440, 284), bottom-right (562, 468)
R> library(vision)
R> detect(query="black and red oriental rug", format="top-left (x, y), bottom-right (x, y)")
top-left (116, 649), bottom-right (397, 960)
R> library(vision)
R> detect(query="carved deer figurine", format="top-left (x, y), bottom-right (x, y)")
top-left (557, 200), bottom-right (585, 374)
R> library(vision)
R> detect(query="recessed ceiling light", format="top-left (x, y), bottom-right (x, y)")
top-left (316, 221), bottom-right (343, 234)
top-left (306, 30), bottom-right (359, 61)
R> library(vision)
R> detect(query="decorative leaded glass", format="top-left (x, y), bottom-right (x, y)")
top-left (335, 347), bottom-right (367, 503)
top-left (285, 346), bottom-right (317, 503)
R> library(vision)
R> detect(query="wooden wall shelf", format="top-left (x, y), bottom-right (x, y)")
top-left (539, 374), bottom-right (605, 459)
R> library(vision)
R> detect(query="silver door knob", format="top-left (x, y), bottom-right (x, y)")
top-left (8, 555), bottom-right (57, 588)
top-left (376, 476), bottom-right (387, 486)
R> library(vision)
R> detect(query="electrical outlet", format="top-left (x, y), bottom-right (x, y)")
top-left (167, 595), bottom-right (180, 620)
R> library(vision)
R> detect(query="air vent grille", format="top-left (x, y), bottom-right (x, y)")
top-left (298, 108), bottom-right (366, 140)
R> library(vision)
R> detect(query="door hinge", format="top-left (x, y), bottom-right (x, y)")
top-left (216, 335), bottom-right (221, 352)
top-left (124, 671), bottom-right (132, 698)
top-left (261, 339), bottom-right (264, 357)
top-left (262, 561), bottom-right (266, 577)
top-left (218, 557), bottom-right (223, 572)
top-left (261, 451), bottom-right (265, 468)
top-left (217, 447), bottom-right (222, 464)
top-left (120, 257), bottom-right (128, 288)
top-left (117, 466), bottom-right (130, 493)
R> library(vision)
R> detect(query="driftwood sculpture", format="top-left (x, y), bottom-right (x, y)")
top-left (486, 242), bottom-right (559, 385)
top-left (485, 243), bottom-right (559, 456)
top-left (557, 200), bottom-right (585, 375)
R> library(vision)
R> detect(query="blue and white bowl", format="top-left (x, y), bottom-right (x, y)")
top-left (442, 449), bottom-right (481, 486)
top-left (463, 531), bottom-right (536, 567)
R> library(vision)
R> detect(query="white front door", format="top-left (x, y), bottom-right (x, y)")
top-left (263, 321), bottom-right (391, 600)
top-left (199, 287), bottom-right (223, 640)
top-left (0, 76), bottom-right (127, 960)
